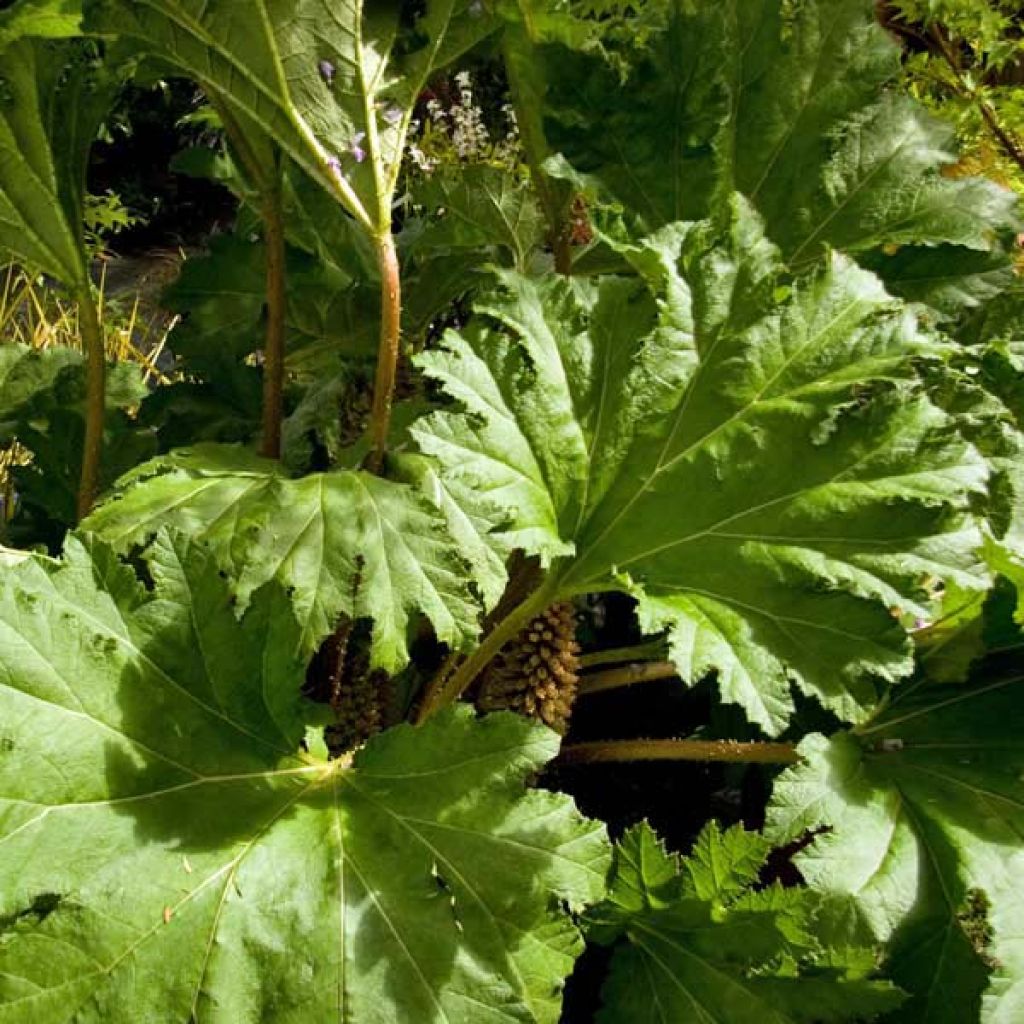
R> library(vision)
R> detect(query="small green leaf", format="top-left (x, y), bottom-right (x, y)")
top-left (590, 822), bottom-right (903, 1023)
top-left (0, 343), bottom-right (82, 440)
top-left (407, 165), bottom-right (547, 272)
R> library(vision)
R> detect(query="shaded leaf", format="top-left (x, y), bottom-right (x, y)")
top-left (162, 234), bottom-right (380, 376)
top-left (0, 344), bottom-right (153, 543)
top-left (407, 165), bottom-right (546, 272)
top-left (0, 36), bottom-right (117, 286)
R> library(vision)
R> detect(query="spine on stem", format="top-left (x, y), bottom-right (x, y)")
top-left (559, 738), bottom-right (800, 766)
top-left (367, 232), bottom-right (402, 473)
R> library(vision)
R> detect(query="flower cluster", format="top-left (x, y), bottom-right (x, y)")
top-left (406, 70), bottom-right (521, 176)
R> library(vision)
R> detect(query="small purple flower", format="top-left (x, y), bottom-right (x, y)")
top-left (382, 105), bottom-right (403, 126)
top-left (325, 153), bottom-right (343, 176)
top-left (350, 132), bottom-right (367, 163)
top-left (318, 59), bottom-right (336, 87)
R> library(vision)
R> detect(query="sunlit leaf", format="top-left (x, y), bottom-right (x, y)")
top-left (0, 533), bottom-right (609, 1022)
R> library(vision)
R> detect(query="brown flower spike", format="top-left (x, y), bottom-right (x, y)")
top-left (477, 602), bottom-right (581, 734)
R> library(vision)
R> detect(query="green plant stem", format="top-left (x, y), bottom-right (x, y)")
top-left (579, 660), bottom-right (678, 696)
top-left (559, 738), bottom-right (800, 766)
top-left (367, 232), bottom-right (401, 474)
top-left (415, 576), bottom-right (560, 724)
top-left (75, 285), bottom-right (104, 520)
top-left (503, 22), bottom-right (572, 275)
top-left (579, 640), bottom-right (669, 670)
top-left (260, 189), bottom-right (287, 459)
top-left (205, 102), bottom-right (288, 459)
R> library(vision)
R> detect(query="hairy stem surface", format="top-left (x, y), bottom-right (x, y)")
top-left (579, 660), bottom-right (679, 695)
top-left (560, 738), bottom-right (800, 765)
top-left (367, 232), bottom-right (402, 473)
top-left (76, 286), bottom-right (105, 520)
top-left (579, 640), bottom-right (669, 670)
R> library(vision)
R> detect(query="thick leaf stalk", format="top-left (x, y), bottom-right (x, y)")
top-left (368, 232), bottom-right (402, 472)
top-left (502, 21), bottom-right (572, 274)
top-left (560, 738), bottom-right (800, 765)
top-left (75, 285), bottom-right (105, 519)
top-left (260, 188), bottom-right (287, 459)
top-left (579, 660), bottom-right (679, 695)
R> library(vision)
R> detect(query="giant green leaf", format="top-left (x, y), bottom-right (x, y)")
top-left (411, 202), bottom-right (990, 734)
top-left (540, 0), bottom-right (1019, 293)
top-left (0, 532), bottom-right (610, 1022)
top-left (83, 445), bottom-right (484, 667)
top-left (0, 39), bottom-right (91, 285)
top-left (83, 0), bottom-right (499, 231)
top-left (766, 634), bottom-right (1024, 1023)
top-left (588, 821), bottom-right (903, 1023)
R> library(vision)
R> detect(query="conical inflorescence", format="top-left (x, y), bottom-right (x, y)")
top-left (478, 602), bottom-right (581, 734)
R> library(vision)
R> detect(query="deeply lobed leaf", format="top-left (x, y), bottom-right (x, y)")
top-left (412, 202), bottom-right (990, 732)
top-left (0, 532), bottom-right (610, 1022)
top-left (589, 821), bottom-right (903, 1023)
top-left (767, 620), bottom-right (1024, 1022)
top-left (538, 0), bottom-right (1020, 305)
top-left (83, 445), bottom-right (484, 667)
